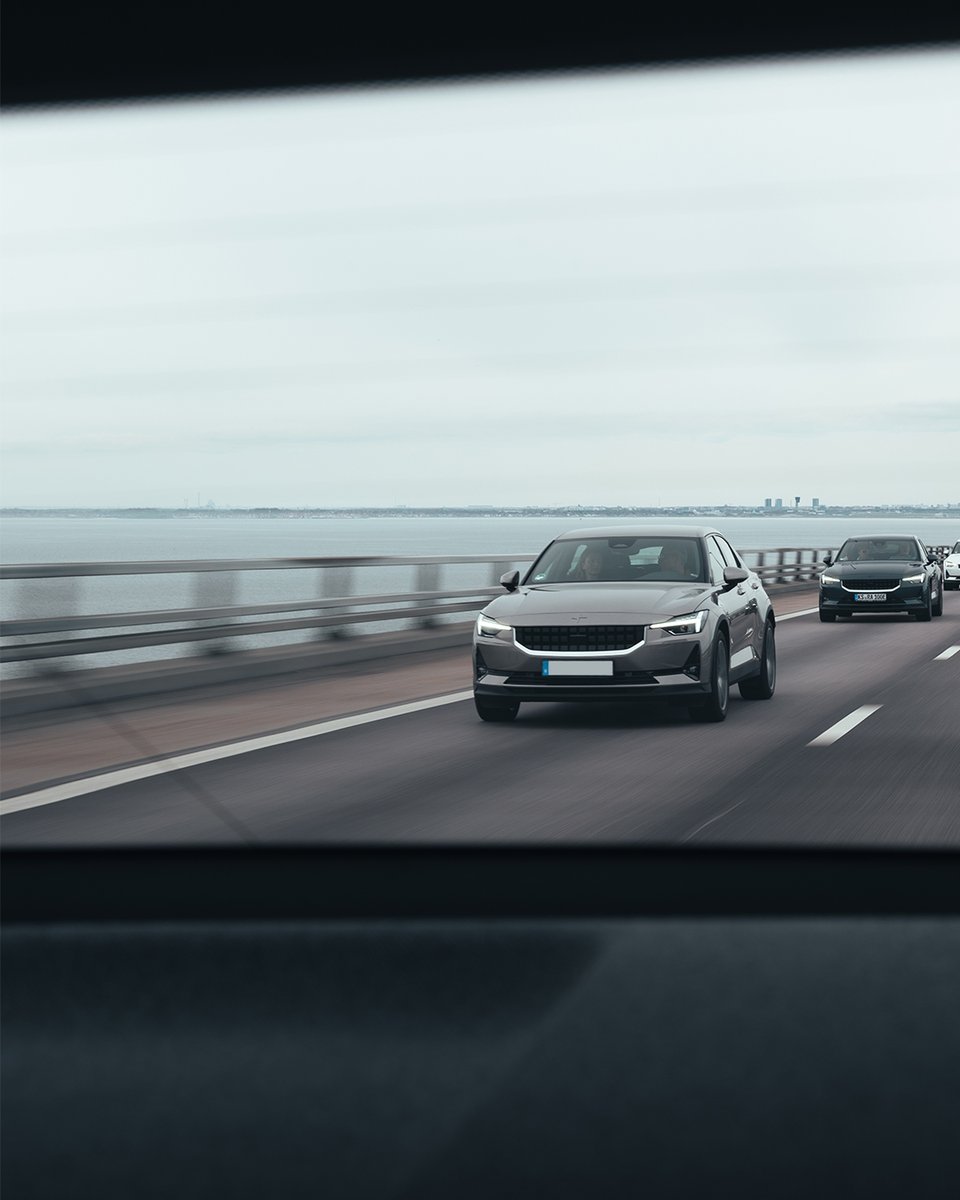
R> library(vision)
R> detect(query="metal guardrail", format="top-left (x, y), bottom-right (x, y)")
top-left (1, 546), bottom-right (947, 666)
top-left (0, 555), bottom-right (523, 664)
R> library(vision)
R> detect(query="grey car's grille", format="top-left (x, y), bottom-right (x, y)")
top-left (840, 578), bottom-right (901, 591)
top-left (515, 625), bottom-right (644, 653)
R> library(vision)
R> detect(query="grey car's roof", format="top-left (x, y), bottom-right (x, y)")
top-left (554, 524), bottom-right (720, 541)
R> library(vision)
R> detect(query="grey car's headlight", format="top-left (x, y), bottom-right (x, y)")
top-left (902, 573), bottom-right (925, 584)
top-left (476, 613), bottom-right (513, 638)
top-left (820, 574), bottom-right (841, 586)
top-left (650, 610), bottom-right (707, 635)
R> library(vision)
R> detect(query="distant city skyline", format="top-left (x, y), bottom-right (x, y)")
top-left (5, 500), bottom-right (959, 517)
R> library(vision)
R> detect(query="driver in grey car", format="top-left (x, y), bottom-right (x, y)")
top-left (573, 547), bottom-right (605, 581)
top-left (657, 543), bottom-right (687, 576)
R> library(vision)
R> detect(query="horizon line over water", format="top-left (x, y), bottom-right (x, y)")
top-left (2, 514), bottom-right (957, 567)
top-left (4, 504), bottom-right (958, 515)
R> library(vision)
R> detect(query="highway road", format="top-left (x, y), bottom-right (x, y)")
top-left (3, 602), bottom-right (958, 847)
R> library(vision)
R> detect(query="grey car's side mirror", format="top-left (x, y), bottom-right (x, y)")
top-left (500, 570), bottom-right (520, 592)
top-left (822, 553), bottom-right (833, 567)
top-left (721, 566), bottom-right (749, 592)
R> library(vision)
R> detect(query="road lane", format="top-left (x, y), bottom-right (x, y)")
top-left (3, 601), bottom-right (958, 846)
top-left (686, 617), bottom-right (960, 845)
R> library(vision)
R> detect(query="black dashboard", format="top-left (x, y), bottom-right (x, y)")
top-left (4, 848), bottom-right (960, 1198)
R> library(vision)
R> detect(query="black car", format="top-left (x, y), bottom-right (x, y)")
top-left (818, 536), bottom-right (944, 622)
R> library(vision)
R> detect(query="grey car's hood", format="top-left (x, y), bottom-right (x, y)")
top-left (485, 582), bottom-right (714, 625)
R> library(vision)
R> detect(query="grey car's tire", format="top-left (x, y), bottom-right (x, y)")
top-left (474, 696), bottom-right (520, 722)
top-left (738, 620), bottom-right (776, 700)
top-left (914, 589), bottom-right (933, 622)
top-left (933, 582), bottom-right (943, 616)
top-left (689, 633), bottom-right (729, 723)
top-left (819, 608), bottom-right (837, 623)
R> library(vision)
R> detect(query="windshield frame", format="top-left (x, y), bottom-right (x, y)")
top-left (835, 537), bottom-right (923, 563)
top-left (524, 536), bottom-right (708, 585)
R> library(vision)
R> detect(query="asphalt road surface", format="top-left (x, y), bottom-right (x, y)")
top-left (4, 604), bottom-right (958, 847)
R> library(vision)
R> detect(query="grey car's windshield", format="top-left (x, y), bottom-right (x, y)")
top-left (526, 537), bottom-right (707, 584)
top-left (836, 538), bottom-right (920, 563)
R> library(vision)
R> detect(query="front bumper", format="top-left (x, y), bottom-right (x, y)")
top-left (818, 582), bottom-right (927, 615)
top-left (473, 630), bottom-right (712, 702)
top-left (474, 674), bottom-right (713, 702)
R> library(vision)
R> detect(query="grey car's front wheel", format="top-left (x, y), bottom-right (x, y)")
top-left (474, 696), bottom-right (520, 723)
top-left (689, 633), bottom-right (729, 723)
top-left (738, 620), bottom-right (776, 700)
top-left (914, 589), bottom-right (933, 622)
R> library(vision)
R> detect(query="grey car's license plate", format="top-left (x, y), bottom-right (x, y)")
top-left (854, 592), bottom-right (886, 601)
top-left (542, 660), bottom-right (614, 676)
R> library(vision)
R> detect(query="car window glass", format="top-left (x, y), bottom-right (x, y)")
top-left (3, 46), bottom-right (957, 859)
top-left (715, 537), bottom-right (742, 568)
top-left (706, 537), bottom-right (728, 583)
top-left (526, 536), bottom-right (709, 583)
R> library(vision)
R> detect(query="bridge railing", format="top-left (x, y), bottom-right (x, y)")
top-left (0, 547), bottom-right (861, 667)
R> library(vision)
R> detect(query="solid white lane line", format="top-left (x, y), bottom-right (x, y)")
top-left (0, 690), bottom-right (474, 817)
top-left (778, 607), bottom-right (819, 621)
top-left (933, 645), bottom-right (960, 661)
top-left (808, 704), bottom-right (882, 747)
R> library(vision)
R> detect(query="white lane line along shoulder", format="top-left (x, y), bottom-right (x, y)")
top-left (808, 705), bottom-right (882, 747)
top-left (933, 645), bottom-right (959, 661)
top-left (777, 607), bottom-right (818, 621)
top-left (0, 690), bottom-right (474, 817)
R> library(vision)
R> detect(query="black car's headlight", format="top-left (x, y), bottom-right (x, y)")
top-left (820, 574), bottom-right (841, 586)
top-left (902, 573), bottom-right (925, 584)
top-left (476, 613), bottom-right (513, 638)
top-left (650, 610), bottom-right (707, 635)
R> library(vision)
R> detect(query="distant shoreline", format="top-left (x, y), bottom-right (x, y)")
top-left (3, 506), bottom-right (958, 520)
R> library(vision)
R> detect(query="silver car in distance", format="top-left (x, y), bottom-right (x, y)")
top-left (473, 525), bottom-right (776, 723)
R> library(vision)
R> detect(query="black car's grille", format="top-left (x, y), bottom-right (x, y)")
top-left (841, 578), bottom-right (901, 591)
top-left (515, 625), bottom-right (644, 653)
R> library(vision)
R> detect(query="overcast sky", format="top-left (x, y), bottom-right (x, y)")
top-left (2, 47), bottom-right (958, 508)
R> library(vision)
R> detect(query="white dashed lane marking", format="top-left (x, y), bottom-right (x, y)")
top-left (808, 705), bottom-right (883, 747)
top-left (933, 645), bottom-right (959, 661)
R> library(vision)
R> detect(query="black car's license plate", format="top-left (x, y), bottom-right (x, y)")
top-left (854, 592), bottom-right (886, 601)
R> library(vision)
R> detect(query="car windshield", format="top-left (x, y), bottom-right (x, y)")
top-left (2, 46), bottom-right (958, 856)
top-left (527, 537), bottom-right (706, 583)
top-left (836, 539), bottom-right (920, 562)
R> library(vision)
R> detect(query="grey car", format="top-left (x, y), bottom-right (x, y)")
top-left (473, 525), bottom-right (776, 723)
